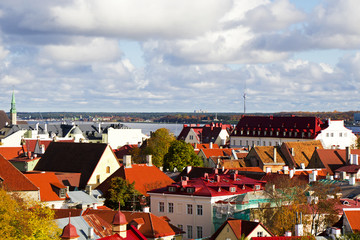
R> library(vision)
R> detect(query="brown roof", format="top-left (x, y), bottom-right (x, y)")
top-left (0, 154), bottom-right (39, 192)
top-left (83, 209), bottom-right (184, 238)
top-left (34, 142), bottom-right (117, 188)
top-left (96, 164), bottom-right (174, 196)
top-left (0, 110), bottom-right (10, 129)
top-left (83, 214), bottom-right (113, 238)
top-left (253, 146), bottom-right (286, 164)
top-left (308, 149), bottom-right (360, 175)
top-left (201, 148), bottom-right (235, 159)
top-left (53, 209), bottom-right (83, 219)
top-left (282, 140), bottom-right (323, 168)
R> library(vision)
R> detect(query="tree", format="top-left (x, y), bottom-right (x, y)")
top-left (0, 188), bottom-right (61, 239)
top-left (105, 177), bottom-right (140, 210)
top-left (141, 128), bottom-right (175, 167)
top-left (163, 140), bottom-right (203, 171)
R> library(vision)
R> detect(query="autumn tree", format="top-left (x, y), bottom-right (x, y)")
top-left (163, 140), bottom-right (203, 171)
top-left (104, 177), bottom-right (140, 210)
top-left (138, 128), bottom-right (175, 167)
top-left (0, 188), bottom-right (61, 239)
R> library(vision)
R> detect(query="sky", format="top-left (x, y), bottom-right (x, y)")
top-left (0, 0), bottom-right (359, 113)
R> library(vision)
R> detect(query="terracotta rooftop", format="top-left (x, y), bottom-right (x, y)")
top-left (282, 140), bottom-right (323, 168)
top-left (96, 164), bottom-right (174, 197)
top-left (83, 209), bottom-right (183, 239)
top-left (252, 146), bottom-right (286, 164)
top-left (25, 172), bottom-right (68, 202)
top-left (0, 154), bottom-right (39, 192)
top-left (343, 209), bottom-right (360, 232)
top-left (335, 165), bottom-right (360, 174)
top-left (113, 144), bottom-right (138, 159)
top-left (201, 148), bottom-right (235, 159)
top-left (0, 146), bottom-right (22, 160)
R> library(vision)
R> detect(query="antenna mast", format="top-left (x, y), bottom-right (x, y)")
top-left (243, 79), bottom-right (247, 114)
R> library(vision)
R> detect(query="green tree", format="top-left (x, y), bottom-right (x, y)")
top-left (142, 128), bottom-right (175, 167)
top-left (0, 188), bottom-right (61, 239)
top-left (105, 177), bottom-right (140, 210)
top-left (163, 140), bottom-right (203, 171)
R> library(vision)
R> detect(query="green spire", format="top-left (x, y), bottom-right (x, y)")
top-left (10, 91), bottom-right (16, 113)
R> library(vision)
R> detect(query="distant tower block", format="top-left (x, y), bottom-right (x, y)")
top-left (10, 91), bottom-right (17, 125)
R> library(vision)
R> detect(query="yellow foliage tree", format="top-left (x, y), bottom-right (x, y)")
top-left (0, 188), bottom-right (61, 239)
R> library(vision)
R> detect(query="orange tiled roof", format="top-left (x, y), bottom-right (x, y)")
top-left (0, 147), bottom-right (22, 160)
top-left (83, 209), bottom-right (184, 238)
top-left (0, 155), bottom-right (39, 192)
top-left (344, 209), bottom-right (360, 232)
top-left (96, 164), bottom-right (174, 196)
top-left (193, 143), bottom-right (219, 149)
top-left (25, 172), bottom-right (68, 202)
top-left (201, 148), bottom-right (235, 158)
top-left (283, 140), bottom-right (323, 168)
top-left (254, 146), bottom-right (286, 164)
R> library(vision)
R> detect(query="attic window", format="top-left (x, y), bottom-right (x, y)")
top-left (187, 187), bottom-right (195, 193)
top-left (59, 188), bottom-right (66, 198)
top-left (168, 186), bottom-right (176, 192)
top-left (255, 185), bottom-right (260, 190)
top-left (230, 187), bottom-right (236, 192)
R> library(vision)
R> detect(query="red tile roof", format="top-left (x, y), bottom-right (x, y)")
top-left (83, 214), bottom-right (113, 238)
top-left (335, 165), bottom-right (360, 174)
top-left (232, 115), bottom-right (326, 139)
top-left (343, 209), bottom-right (360, 232)
top-left (96, 164), bottom-right (174, 197)
top-left (113, 144), bottom-right (138, 159)
top-left (310, 149), bottom-right (360, 175)
top-left (193, 143), bottom-right (219, 149)
top-left (0, 147), bottom-right (22, 160)
top-left (53, 209), bottom-right (83, 219)
top-left (201, 148), bottom-right (235, 159)
top-left (149, 173), bottom-right (266, 197)
top-left (24, 139), bottom-right (75, 153)
top-left (83, 209), bottom-right (183, 239)
top-left (25, 172), bottom-right (68, 202)
top-left (0, 155), bottom-right (39, 192)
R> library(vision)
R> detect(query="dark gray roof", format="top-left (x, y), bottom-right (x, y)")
top-left (34, 142), bottom-right (109, 188)
top-left (0, 110), bottom-right (10, 129)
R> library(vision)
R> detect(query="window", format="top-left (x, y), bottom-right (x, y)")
top-left (189, 135), bottom-right (193, 140)
top-left (252, 141), bottom-right (254, 146)
top-left (187, 187), bottom-right (195, 193)
top-left (263, 141), bottom-right (266, 146)
top-left (168, 203), bottom-right (174, 213)
top-left (197, 205), bottom-right (203, 215)
top-left (159, 202), bottom-right (164, 212)
top-left (269, 142), bottom-right (272, 146)
top-left (59, 188), bottom-right (66, 198)
top-left (326, 133), bottom-right (329, 137)
top-left (257, 141), bottom-right (260, 146)
top-left (233, 140), bottom-right (235, 146)
top-left (187, 204), bottom-right (193, 214)
top-left (197, 226), bottom-right (203, 238)
top-left (96, 175), bottom-right (100, 184)
top-left (187, 225), bottom-right (193, 239)
top-left (178, 224), bottom-right (183, 230)
top-left (257, 232), bottom-right (263, 237)
top-left (106, 166), bottom-right (110, 173)
top-left (331, 133), bottom-right (334, 137)
top-left (339, 133), bottom-right (343, 137)
top-left (255, 185), bottom-right (261, 190)
top-left (239, 140), bottom-right (242, 146)
top-left (168, 186), bottom-right (176, 192)
top-left (230, 187), bottom-right (236, 192)
top-left (246, 140), bottom-right (248, 146)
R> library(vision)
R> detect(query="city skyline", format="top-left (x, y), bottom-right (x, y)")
top-left (0, 0), bottom-right (359, 113)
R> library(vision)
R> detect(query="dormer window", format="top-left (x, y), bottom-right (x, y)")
top-left (255, 185), bottom-right (260, 190)
top-left (230, 187), bottom-right (236, 192)
top-left (59, 188), bottom-right (66, 198)
top-left (168, 186), bottom-right (176, 192)
top-left (187, 187), bottom-right (195, 193)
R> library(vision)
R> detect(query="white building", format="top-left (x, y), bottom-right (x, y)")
top-left (148, 171), bottom-right (266, 240)
top-left (316, 119), bottom-right (357, 149)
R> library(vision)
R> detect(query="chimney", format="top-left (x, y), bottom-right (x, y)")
top-left (209, 142), bottom-right (213, 149)
top-left (85, 185), bottom-right (92, 196)
top-left (88, 227), bottom-right (94, 239)
top-left (146, 155), bottom-right (152, 166)
top-left (123, 155), bottom-right (132, 168)
top-left (273, 147), bottom-right (277, 163)
top-left (204, 173), bottom-right (209, 179)
top-left (216, 175), bottom-right (221, 182)
top-left (93, 203), bottom-right (97, 209)
top-left (295, 212), bottom-right (303, 236)
top-left (346, 147), bottom-right (351, 164)
top-left (143, 206), bottom-right (150, 213)
top-left (289, 169), bottom-right (294, 178)
top-left (194, 143), bottom-right (197, 149)
top-left (283, 166), bottom-right (289, 174)
top-left (309, 170), bottom-right (317, 183)
top-left (44, 123), bottom-right (48, 133)
top-left (300, 163), bottom-right (305, 169)
top-left (266, 167), bottom-right (272, 173)
top-left (285, 231), bottom-right (292, 237)
top-left (291, 148), bottom-right (295, 156)
top-left (232, 149), bottom-right (238, 160)
top-left (98, 123), bottom-right (101, 134)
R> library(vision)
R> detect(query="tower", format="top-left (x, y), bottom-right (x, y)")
top-left (10, 91), bottom-right (17, 125)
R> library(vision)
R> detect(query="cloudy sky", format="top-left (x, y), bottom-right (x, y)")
top-left (0, 0), bottom-right (359, 113)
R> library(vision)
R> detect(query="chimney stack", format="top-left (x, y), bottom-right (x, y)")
top-left (273, 147), bottom-right (277, 163)
top-left (346, 147), bottom-right (351, 164)
top-left (146, 155), bottom-right (152, 166)
top-left (123, 155), bottom-right (132, 168)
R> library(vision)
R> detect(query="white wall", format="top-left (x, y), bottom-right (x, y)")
top-left (103, 128), bottom-right (147, 149)
top-left (230, 136), bottom-right (308, 148)
top-left (0, 129), bottom-right (27, 147)
top-left (316, 120), bottom-right (357, 149)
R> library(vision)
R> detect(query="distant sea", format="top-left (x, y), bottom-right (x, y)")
top-left (121, 122), bottom-right (183, 136)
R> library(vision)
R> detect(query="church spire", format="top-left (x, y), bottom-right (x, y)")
top-left (10, 91), bottom-right (17, 125)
